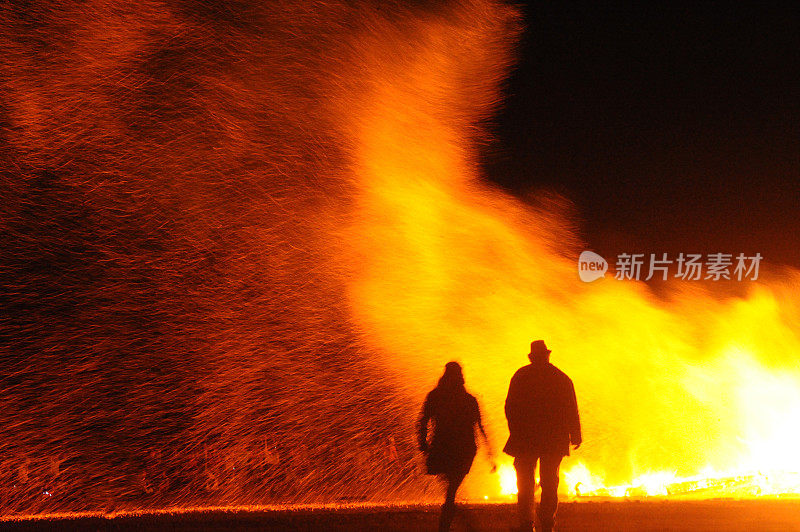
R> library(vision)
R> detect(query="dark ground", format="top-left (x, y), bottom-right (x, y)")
top-left (2, 501), bottom-right (800, 531)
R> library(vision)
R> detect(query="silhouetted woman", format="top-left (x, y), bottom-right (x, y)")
top-left (418, 362), bottom-right (492, 532)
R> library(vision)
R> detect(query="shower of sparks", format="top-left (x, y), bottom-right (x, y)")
top-left (1, 0), bottom-right (800, 519)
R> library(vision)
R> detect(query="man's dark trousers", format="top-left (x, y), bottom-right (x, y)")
top-left (514, 453), bottom-right (562, 532)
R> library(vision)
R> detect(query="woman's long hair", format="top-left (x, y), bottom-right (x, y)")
top-left (436, 361), bottom-right (466, 394)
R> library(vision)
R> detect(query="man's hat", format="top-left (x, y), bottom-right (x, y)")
top-left (529, 340), bottom-right (551, 356)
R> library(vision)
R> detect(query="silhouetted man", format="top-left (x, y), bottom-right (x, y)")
top-left (504, 340), bottom-right (581, 532)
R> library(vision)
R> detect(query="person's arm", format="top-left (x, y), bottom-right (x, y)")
top-left (568, 380), bottom-right (582, 449)
top-left (475, 399), bottom-right (497, 473)
top-left (417, 395), bottom-right (431, 453)
top-left (504, 373), bottom-right (520, 434)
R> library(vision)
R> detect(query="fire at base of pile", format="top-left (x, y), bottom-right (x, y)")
top-left (489, 463), bottom-right (800, 501)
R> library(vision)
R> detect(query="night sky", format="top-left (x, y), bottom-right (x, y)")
top-left (485, 5), bottom-right (799, 271)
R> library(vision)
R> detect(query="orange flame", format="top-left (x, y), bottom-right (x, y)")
top-left (335, 0), bottom-right (800, 500)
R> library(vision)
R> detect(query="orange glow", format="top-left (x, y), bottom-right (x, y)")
top-left (3, 0), bottom-right (798, 514)
top-left (497, 463), bottom-right (517, 496)
top-left (336, 0), bottom-right (800, 501)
